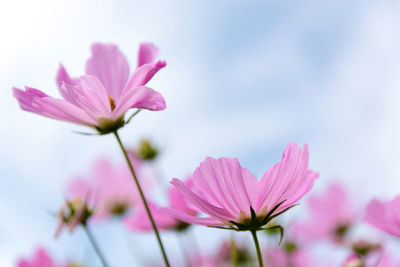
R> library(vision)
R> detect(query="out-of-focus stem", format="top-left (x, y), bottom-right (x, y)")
top-left (83, 225), bottom-right (109, 267)
top-left (113, 131), bottom-right (171, 267)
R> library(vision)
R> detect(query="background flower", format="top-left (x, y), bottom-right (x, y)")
top-left (16, 247), bottom-right (66, 267)
top-left (124, 177), bottom-right (196, 231)
top-left (365, 196), bottom-right (400, 238)
top-left (294, 183), bottom-right (358, 244)
top-left (67, 156), bottom-right (152, 220)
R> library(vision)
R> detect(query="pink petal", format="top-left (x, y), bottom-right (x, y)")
top-left (241, 167), bottom-right (260, 207)
top-left (17, 247), bottom-right (56, 267)
top-left (255, 143), bottom-right (318, 213)
top-left (125, 60), bottom-right (166, 90)
top-left (138, 42), bottom-right (159, 67)
top-left (13, 87), bottom-right (48, 112)
top-left (36, 96), bottom-right (97, 125)
top-left (191, 157), bottom-right (251, 219)
top-left (56, 64), bottom-right (79, 104)
top-left (112, 86), bottom-right (166, 119)
top-left (75, 75), bottom-right (112, 117)
top-left (365, 197), bottom-right (400, 237)
top-left (13, 87), bottom-right (96, 125)
top-left (124, 201), bottom-right (177, 231)
top-left (85, 43), bottom-right (130, 102)
top-left (169, 178), bottom-right (197, 214)
top-left (162, 207), bottom-right (223, 226)
top-left (171, 178), bottom-right (232, 222)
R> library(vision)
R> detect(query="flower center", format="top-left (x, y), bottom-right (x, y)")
top-left (334, 223), bottom-right (350, 239)
top-left (105, 199), bottom-right (130, 216)
top-left (283, 241), bottom-right (297, 254)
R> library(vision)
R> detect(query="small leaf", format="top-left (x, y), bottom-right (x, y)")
top-left (265, 225), bottom-right (285, 245)
top-left (125, 109), bottom-right (142, 124)
top-left (72, 131), bottom-right (99, 136)
top-left (261, 200), bottom-right (286, 225)
top-left (268, 204), bottom-right (299, 221)
top-left (207, 226), bottom-right (234, 231)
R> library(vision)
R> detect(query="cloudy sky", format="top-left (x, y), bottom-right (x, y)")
top-left (1, 0), bottom-right (400, 266)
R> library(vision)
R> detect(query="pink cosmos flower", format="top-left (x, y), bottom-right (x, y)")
top-left (54, 198), bottom-right (91, 237)
top-left (344, 253), bottom-right (363, 267)
top-left (212, 240), bottom-right (252, 267)
top-left (164, 142), bottom-right (318, 230)
top-left (150, 253), bottom-right (216, 267)
top-left (376, 252), bottom-right (400, 267)
top-left (264, 247), bottom-right (312, 267)
top-left (343, 250), bottom-right (396, 267)
top-left (294, 183), bottom-right (357, 244)
top-left (67, 157), bottom-right (150, 220)
top-left (263, 222), bottom-right (313, 267)
top-left (17, 247), bottom-right (66, 267)
top-left (13, 43), bottom-right (166, 133)
top-left (125, 178), bottom-right (197, 231)
top-left (365, 196), bottom-right (400, 238)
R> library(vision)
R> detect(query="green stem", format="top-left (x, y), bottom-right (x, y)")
top-left (113, 131), bottom-right (171, 267)
top-left (83, 225), bottom-right (109, 267)
top-left (251, 230), bottom-right (263, 267)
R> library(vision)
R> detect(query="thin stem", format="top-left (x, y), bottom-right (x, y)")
top-left (83, 225), bottom-right (109, 267)
top-left (113, 131), bottom-right (171, 267)
top-left (251, 230), bottom-right (263, 267)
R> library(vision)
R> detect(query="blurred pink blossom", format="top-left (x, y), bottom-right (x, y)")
top-left (16, 247), bottom-right (66, 267)
top-left (365, 196), bottom-right (400, 238)
top-left (54, 198), bottom-right (91, 237)
top-left (13, 43), bottom-right (166, 133)
top-left (376, 252), bottom-right (400, 267)
top-left (164, 142), bottom-right (318, 229)
top-left (125, 177), bottom-right (197, 231)
top-left (343, 250), bottom-right (399, 267)
top-left (295, 183), bottom-right (357, 244)
top-left (264, 247), bottom-right (312, 267)
top-left (212, 239), bottom-right (253, 266)
top-left (263, 222), bottom-right (314, 267)
top-left (67, 156), bottom-right (151, 220)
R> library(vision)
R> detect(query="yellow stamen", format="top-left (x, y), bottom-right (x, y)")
top-left (108, 96), bottom-right (116, 111)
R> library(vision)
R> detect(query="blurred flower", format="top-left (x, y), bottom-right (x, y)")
top-left (55, 198), bottom-right (92, 237)
top-left (343, 249), bottom-right (396, 267)
top-left (294, 183), bottom-right (357, 244)
top-left (164, 142), bottom-right (318, 231)
top-left (365, 196), bottom-right (400, 238)
top-left (264, 246), bottom-right (311, 267)
top-left (13, 43), bottom-right (166, 134)
top-left (375, 252), bottom-right (400, 267)
top-left (150, 253), bottom-right (216, 267)
top-left (344, 253), bottom-right (363, 267)
top-left (67, 157), bottom-right (150, 220)
top-left (16, 247), bottom-right (66, 267)
top-left (264, 223), bottom-right (313, 267)
top-left (125, 177), bottom-right (196, 231)
top-left (351, 240), bottom-right (381, 259)
top-left (135, 139), bottom-right (159, 161)
top-left (212, 239), bottom-right (253, 267)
